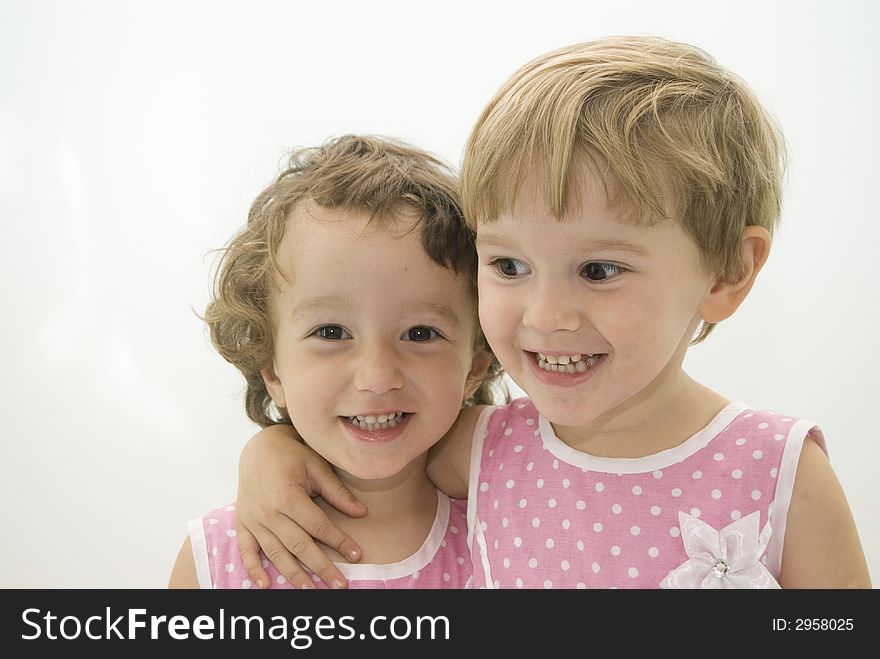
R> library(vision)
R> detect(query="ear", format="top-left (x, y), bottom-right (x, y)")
top-left (464, 348), bottom-right (494, 400)
top-left (260, 360), bottom-right (288, 409)
top-left (699, 226), bottom-right (771, 324)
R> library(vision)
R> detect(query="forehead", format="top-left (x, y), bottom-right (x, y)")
top-left (276, 205), bottom-right (475, 312)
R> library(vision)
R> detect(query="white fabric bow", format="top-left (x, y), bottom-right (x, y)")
top-left (660, 510), bottom-right (779, 589)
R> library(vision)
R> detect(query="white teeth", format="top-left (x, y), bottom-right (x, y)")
top-left (535, 352), bottom-right (600, 374)
top-left (346, 412), bottom-right (405, 431)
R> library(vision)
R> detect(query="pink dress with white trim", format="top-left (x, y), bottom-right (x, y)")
top-left (466, 398), bottom-right (824, 589)
top-left (189, 491), bottom-right (471, 589)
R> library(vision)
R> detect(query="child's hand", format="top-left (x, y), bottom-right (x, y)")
top-left (235, 424), bottom-right (368, 589)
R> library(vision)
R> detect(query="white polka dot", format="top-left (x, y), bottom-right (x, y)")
top-left (743, 412), bottom-right (754, 418)
top-left (650, 505), bottom-right (661, 516)
top-left (534, 429), bottom-right (540, 436)
top-left (630, 525), bottom-right (640, 536)
top-left (503, 558), bottom-right (510, 568)
top-left (531, 517), bottom-right (541, 528)
top-left (261, 559), bottom-right (268, 568)
top-left (781, 418), bottom-right (791, 423)
top-left (225, 563), bottom-right (235, 573)
top-left (208, 518), bottom-right (219, 525)
top-left (493, 540), bottom-right (499, 550)
top-left (576, 500), bottom-right (586, 510)
top-left (713, 452), bottom-right (724, 461)
top-left (493, 580), bottom-right (500, 588)
top-left (493, 499), bottom-right (499, 510)
top-left (593, 522), bottom-right (603, 532)
top-left (628, 567), bottom-right (639, 578)
top-left (671, 488), bottom-right (682, 497)
top-left (670, 527), bottom-right (680, 538)
top-left (506, 479), bottom-right (515, 489)
top-left (611, 503), bottom-right (622, 514)
top-left (276, 575), bottom-right (286, 584)
top-left (514, 537), bottom-right (523, 547)
top-left (515, 578), bottom-right (523, 588)
top-left (519, 499), bottom-right (528, 508)
top-left (488, 449), bottom-right (495, 457)
top-left (562, 519), bottom-right (570, 529)
top-left (450, 525), bottom-right (459, 534)
top-left (758, 422), bottom-right (769, 429)
top-left (526, 462), bottom-right (534, 471)
top-left (443, 572), bottom-right (451, 582)
top-left (498, 462), bottom-right (504, 472)
top-left (611, 545), bottom-right (621, 556)
top-left (711, 489), bottom-right (722, 499)
top-left (242, 580), bottom-right (251, 589)
top-left (648, 547), bottom-right (659, 558)
top-left (561, 560), bottom-right (570, 571)
top-left (770, 467), bottom-right (778, 478)
top-left (631, 485), bottom-right (642, 495)
top-left (479, 482), bottom-right (489, 492)
top-left (653, 470), bottom-right (663, 479)
top-left (774, 433), bottom-right (785, 441)
top-left (751, 490), bottom-right (762, 500)
top-left (732, 469), bottom-right (742, 479)
top-left (212, 547), bottom-right (219, 557)
top-left (692, 470), bottom-right (702, 480)
top-left (546, 538), bottom-right (554, 549)
top-left (513, 445), bottom-right (524, 453)
top-left (690, 508), bottom-right (701, 518)
top-left (526, 418), bottom-right (535, 426)
top-left (480, 521), bottom-right (487, 532)
top-left (562, 479), bottom-right (570, 489)
top-left (752, 450), bottom-right (763, 460)
top-left (595, 482), bottom-right (605, 492)
top-left (457, 556), bottom-right (465, 565)
top-left (226, 529), bottom-right (237, 538)
top-left (577, 541), bottom-right (585, 551)
top-left (548, 498), bottom-right (557, 508)
top-left (731, 510), bottom-right (742, 520)
top-left (536, 478), bottom-right (544, 489)
top-left (552, 459), bottom-right (559, 470)
top-left (504, 427), bottom-right (513, 436)
top-left (735, 437), bottom-right (746, 446)
top-left (544, 580), bottom-right (553, 589)
top-left (592, 562), bottom-right (601, 573)
top-left (528, 558), bottom-right (538, 568)
top-left (516, 403), bottom-right (525, 409)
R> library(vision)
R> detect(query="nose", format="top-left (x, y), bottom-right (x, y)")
top-left (351, 341), bottom-right (405, 395)
top-left (521, 278), bottom-right (582, 334)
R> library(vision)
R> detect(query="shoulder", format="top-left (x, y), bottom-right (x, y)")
top-left (779, 434), bottom-right (871, 587)
top-left (168, 536), bottom-right (199, 589)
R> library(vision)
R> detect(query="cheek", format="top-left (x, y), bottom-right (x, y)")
top-left (478, 288), bottom-right (516, 343)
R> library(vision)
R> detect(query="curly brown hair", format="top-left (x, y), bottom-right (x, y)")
top-left (205, 134), bottom-right (505, 426)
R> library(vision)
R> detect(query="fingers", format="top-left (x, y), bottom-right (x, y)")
top-left (248, 521), bottom-right (323, 589)
top-left (235, 524), bottom-right (271, 589)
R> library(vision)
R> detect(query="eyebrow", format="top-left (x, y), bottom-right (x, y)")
top-left (291, 295), bottom-right (462, 326)
top-left (476, 231), bottom-right (650, 257)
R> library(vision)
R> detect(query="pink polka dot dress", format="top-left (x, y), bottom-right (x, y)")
top-left (189, 491), bottom-right (472, 589)
top-left (466, 398), bottom-right (824, 588)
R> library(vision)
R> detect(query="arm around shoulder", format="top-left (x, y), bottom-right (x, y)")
top-left (427, 404), bottom-right (487, 499)
top-left (168, 537), bottom-right (200, 589)
top-left (778, 435), bottom-right (871, 588)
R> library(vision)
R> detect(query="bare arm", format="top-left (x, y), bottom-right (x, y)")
top-left (235, 424), bottom-right (367, 589)
top-left (778, 435), bottom-right (871, 588)
top-left (427, 404), bottom-right (485, 499)
top-left (168, 538), bottom-right (199, 589)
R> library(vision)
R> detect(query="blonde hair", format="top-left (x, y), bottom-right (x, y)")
top-left (461, 36), bottom-right (786, 342)
top-left (206, 134), bottom-right (504, 426)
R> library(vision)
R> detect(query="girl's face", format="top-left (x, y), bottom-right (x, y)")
top-left (475, 166), bottom-right (716, 434)
top-left (263, 207), bottom-right (483, 483)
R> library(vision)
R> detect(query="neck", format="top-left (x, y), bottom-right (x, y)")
top-left (314, 456), bottom-right (440, 564)
top-left (553, 367), bottom-right (728, 459)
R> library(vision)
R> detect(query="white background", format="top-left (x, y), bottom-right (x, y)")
top-left (2, 0), bottom-right (877, 588)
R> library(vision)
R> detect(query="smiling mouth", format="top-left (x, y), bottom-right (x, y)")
top-left (533, 352), bottom-right (603, 374)
top-left (344, 412), bottom-right (408, 432)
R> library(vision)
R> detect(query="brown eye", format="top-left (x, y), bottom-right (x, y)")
top-left (403, 326), bottom-right (438, 342)
top-left (582, 262), bottom-right (624, 282)
top-left (315, 325), bottom-right (350, 340)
